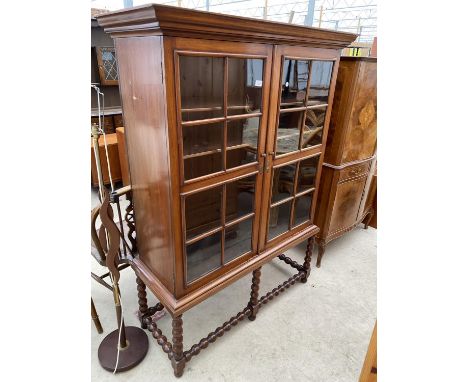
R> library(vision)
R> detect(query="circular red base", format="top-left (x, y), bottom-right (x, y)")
top-left (98, 326), bottom-right (149, 373)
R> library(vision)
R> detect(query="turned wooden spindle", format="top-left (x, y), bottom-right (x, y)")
top-left (247, 267), bottom-right (261, 321)
top-left (302, 237), bottom-right (314, 282)
top-left (171, 316), bottom-right (186, 378)
top-left (91, 298), bottom-right (103, 334)
top-left (136, 277), bottom-right (149, 328)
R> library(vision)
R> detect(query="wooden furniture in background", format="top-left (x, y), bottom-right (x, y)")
top-left (359, 322), bottom-right (377, 382)
top-left (91, 108), bottom-right (123, 134)
top-left (116, 127), bottom-right (130, 186)
top-left (313, 57), bottom-right (377, 267)
top-left (95, 46), bottom-right (119, 85)
top-left (91, 133), bottom-right (121, 186)
top-left (98, 4), bottom-right (356, 377)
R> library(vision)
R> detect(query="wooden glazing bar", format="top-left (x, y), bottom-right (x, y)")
top-left (297, 61), bottom-right (313, 157)
top-left (181, 166), bottom-right (259, 194)
top-left (185, 226), bottom-right (223, 246)
top-left (183, 148), bottom-right (222, 160)
top-left (271, 196), bottom-right (294, 209)
top-left (224, 212), bottom-right (255, 228)
top-left (295, 187), bottom-right (316, 198)
top-left (181, 116), bottom-right (225, 127)
top-left (180, 111), bottom-right (263, 127)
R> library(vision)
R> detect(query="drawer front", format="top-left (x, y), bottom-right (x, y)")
top-left (338, 161), bottom-right (370, 183)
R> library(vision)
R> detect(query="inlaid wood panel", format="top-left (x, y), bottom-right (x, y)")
top-left (342, 61), bottom-right (377, 163)
top-left (328, 175), bottom-right (367, 234)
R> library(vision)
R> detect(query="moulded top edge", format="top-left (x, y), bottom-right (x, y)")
top-left (96, 3), bottom-right (357, 48)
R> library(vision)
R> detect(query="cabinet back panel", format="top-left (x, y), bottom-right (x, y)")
top-left (115, 36), bottom-right (175, 293)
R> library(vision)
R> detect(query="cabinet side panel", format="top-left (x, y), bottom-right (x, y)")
top-left (323, 59), bottom-right (358, 165)
top-left (342, 60), bottom-right (377, 163)
top-left (115, 36), bottom-right (174, 293)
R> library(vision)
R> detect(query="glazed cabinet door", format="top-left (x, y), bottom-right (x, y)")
top-left (260, 45), bottom-right (340, 248)
top-left (168, 37), bottom-right (273, 292)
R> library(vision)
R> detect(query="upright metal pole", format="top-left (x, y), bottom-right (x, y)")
top-left (263, 0), bottom-right (268, 19)
top-left (304, 0), bottom-right (316, 26)
top-left (318, 5), bottom-right (323, 28)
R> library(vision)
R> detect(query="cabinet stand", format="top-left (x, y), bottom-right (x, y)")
top-left (136, 237), bottom-right (314, 378)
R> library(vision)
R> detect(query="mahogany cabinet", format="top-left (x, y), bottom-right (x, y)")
top-left (98, 4), bottom-right (355, 377)
top-left (313, 57), bottom-right (377, 267)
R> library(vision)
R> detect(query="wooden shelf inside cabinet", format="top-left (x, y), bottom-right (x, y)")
top-left (97, 4), bottom-right (356, 377)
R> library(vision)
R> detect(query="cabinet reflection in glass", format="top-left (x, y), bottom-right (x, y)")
top-left (185, 185), bottom-right (222, 240)
top-left (186, 232), bottom-right (222, 282)
top-left (227, 117), bottom-right (259, 169)
top-left (179, 55), bottom-right (224, 121)
top-left (281, 59), bottom-right (309, 108)
top-left (228, 58), bottom-right (264, 116)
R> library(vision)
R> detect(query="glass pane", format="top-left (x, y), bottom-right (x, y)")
top-left (297, 155), bottom-right (320, 193)
top-left (276, 111), bottom-right (304, 154)
top-left (268, 200), bottom-right (292, 240)
top-left (182, 122), bottom-right (223, 156)
top-left (179, 55), bottom-right (224, 121)
top-left (100, 48), bottom-right (118, 81)
top-left (226, 117), bottom-right (259, 169)
top-left (302, 107), bottom-right (327, 148)
top-left (307, 61), bottom-right (333, 105)
top-left (281, 59), bottom-right (309, 109)
top-left (228, 58), bottom-right (263, 116)
top-left (226, 175), bottom-right (256, 223)
top-left (184, 154), bottom-right (222, 181)
top-left (185, 186), bottom-right (222, 240)
top-left (183, 122), bottom-right (223, 180)
top-left (186, 231), bottom-right (222, 282)
top-left (225, 218), bottom-right (252, 263)
top-left (293, 192), bottom-right (313, 227)
top-left (271, 163), bottom-right (296, 203)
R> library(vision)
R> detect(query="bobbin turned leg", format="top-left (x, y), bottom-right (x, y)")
top-left (171, 315), bottom-right (186, 378)
top-left (247, 267), bottom-right (261, 321)
top-left (136, 277), bottom-right (149, 329)
top-left (301, 237), bottom-right (314, 283)
top-left (316, 241), bottom-right (326, 268)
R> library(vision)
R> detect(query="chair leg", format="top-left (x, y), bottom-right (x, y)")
top-left (136, 276), bottom-right (149, 329)
top-left (91, 298), bottom-right (103, 334)
top-left (171, 315), bottom-right (186, 378)
top-left (301, 236), bottom-right (314, 283)
top-left (247, 267), bottom-right (261, 321)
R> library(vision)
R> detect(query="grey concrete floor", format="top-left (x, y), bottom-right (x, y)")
top-left (91, 222), bottom-right (376, 382)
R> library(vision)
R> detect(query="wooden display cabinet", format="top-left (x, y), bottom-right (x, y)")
top-left (98, 4), bottom-right (355, 377)
top-left (313, 57), bottom-right (377, 267)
